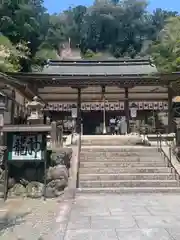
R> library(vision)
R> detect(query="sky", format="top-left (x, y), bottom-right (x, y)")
top-left (44, 0), bottom-right (180, 14)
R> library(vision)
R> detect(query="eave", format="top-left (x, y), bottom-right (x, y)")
top-left (0, 72), bottom-right (38, 100)
top-left (6, 73), bottom-right (163, 86)
top-left (5, 72), bottom-right (180, 92)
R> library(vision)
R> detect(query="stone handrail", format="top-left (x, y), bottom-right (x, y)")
top-left (156, 133), bottom-right (180, 182)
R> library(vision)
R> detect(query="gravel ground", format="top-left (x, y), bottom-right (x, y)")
top-left (0, 197), bottom-right (72, 240)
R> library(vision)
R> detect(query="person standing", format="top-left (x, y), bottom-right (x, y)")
top-left (109, 116), bottom-right (116, 135)
top-left (117, 116), bottom-right (122, 135)
top-left (115, 117), bottom-right (119, 135)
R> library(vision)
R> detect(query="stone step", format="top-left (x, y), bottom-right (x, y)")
top-left (81, 139), bottom-right (145, 146)
top-left (79, 173), bottom-right (175, 181)
top-left (80, 154), bottom-right (160, 159)
top-left (80, 155), bottom-right (163, 162)
top-left (81, 151), bottom-right (159, 157)
top-left (79, 167), bottom-right (172, 174)
top-left (82, 142), bottom-right (142, 146)
top-left (80, 162), bottom-right (167, 168)
top-left (79, 180), bottom-right (178, 188)
top-left (77, 187), bottom-right (180, 194)
top-left (81, 147), bottom-right (158, 153)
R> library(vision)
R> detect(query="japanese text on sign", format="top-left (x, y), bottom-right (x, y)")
top-left (11, 134), bottom-right (42, 160)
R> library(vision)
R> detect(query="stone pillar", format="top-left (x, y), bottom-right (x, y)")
top-left (77, 88), bottom-right (81, 134)
top-left (124, 87), bottom-right (130, 133)
top-left (168, 86), bottom-right (173, 133)
top-left (26, 96), bottom-right (44, 125)
top-left (51, 121), bottom-right (57, 148)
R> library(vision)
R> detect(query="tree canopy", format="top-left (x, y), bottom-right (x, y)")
top-left (0, 0), bottom-right (179, 72)
top-left (0, 35), bottom-right (30, 72)
top-left (150, 16), bottom-right (180, 73)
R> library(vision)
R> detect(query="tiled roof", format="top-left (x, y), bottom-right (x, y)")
top-left (41, 59), bottom-right (158, 76)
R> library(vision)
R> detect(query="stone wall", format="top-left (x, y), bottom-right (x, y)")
top-left (0, 148), bottom-right (72, 199)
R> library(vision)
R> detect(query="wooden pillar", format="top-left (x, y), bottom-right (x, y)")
top-left (77, 88), bottom-right (81, 134)
top-left (124, 87), bottom-right (130, 133)
top-left (168, 86), bottom-right (173, 133)
top-left (10, 90), bottom-right (15, 124)
top-left (102, 86), bottom-right (106, 134)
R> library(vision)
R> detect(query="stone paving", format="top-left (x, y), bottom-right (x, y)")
top-left (2, 194), bottom-right (180, 239)
top-left (64, 193), bottom-right (180, 240)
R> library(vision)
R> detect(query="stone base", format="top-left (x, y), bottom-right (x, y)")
top-left (0, 148), bottom-right (72, 199)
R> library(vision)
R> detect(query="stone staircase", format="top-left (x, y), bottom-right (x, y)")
top-left (78, 145), bottom-right (180, 193)
top-left (81, 135), bottom-right (145, 146)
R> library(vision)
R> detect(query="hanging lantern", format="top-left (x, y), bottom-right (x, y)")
top-left (130, 102), bottom-right (138, 118)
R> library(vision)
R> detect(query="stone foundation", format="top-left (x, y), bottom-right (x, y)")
top-left (0, 148), bottom-right (72, 199)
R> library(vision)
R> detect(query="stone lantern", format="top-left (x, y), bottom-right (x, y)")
top-left (26, 96), bottom-right (44, 124)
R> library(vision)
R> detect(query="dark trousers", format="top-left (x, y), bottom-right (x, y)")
top-left (110, 124), bottom-right (115, 134)
top-left (118, 126), bottom-right (121, 135)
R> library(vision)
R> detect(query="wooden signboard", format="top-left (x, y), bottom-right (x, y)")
top-left (3, 131), bottom-right (47, 201)
top-left (7, 133), bottom-right (46, 161)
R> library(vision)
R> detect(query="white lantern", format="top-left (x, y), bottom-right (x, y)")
top-left (130, 108), bottom-right (137, 118)
top-left (130, 103), bottom-right (138, 118)
top-left (71, 104), bottom-right (77, 118)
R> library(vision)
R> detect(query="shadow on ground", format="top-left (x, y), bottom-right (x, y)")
top-left (0, 211), bottom-right (30, 233)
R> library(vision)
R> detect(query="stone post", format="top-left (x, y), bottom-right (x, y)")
top-left (50, 121), bottom-right (57, 148)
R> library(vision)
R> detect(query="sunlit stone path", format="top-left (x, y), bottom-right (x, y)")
top-left (1, 193), bottom-right (180, 239)
top-left (63, 193), bottom-right (180, 240)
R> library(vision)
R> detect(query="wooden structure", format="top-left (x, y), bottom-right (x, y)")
top-left (0, 72), bottom-right (35, 125)
top-left (2, 58), bottom-right (180, 134)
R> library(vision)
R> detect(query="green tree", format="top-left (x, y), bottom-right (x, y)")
top-left (0, 0), bottom-right (179, 71)
top-left (80, 0), bottom-right (150, 57)
top-left (150, 16), bottom-right (180, 73)
top-left (0, 0), bottom-right (65, 71)
top-left (149, 8), bottom-right (178, 41)
top-left (0, 35), bottom-right (29, 72)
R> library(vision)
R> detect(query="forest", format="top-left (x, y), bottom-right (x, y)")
top-left (0, 0), bottom-right (179, 73)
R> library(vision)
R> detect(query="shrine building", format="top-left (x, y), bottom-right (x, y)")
top-left (1, 58), bottom-right (180, 135)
